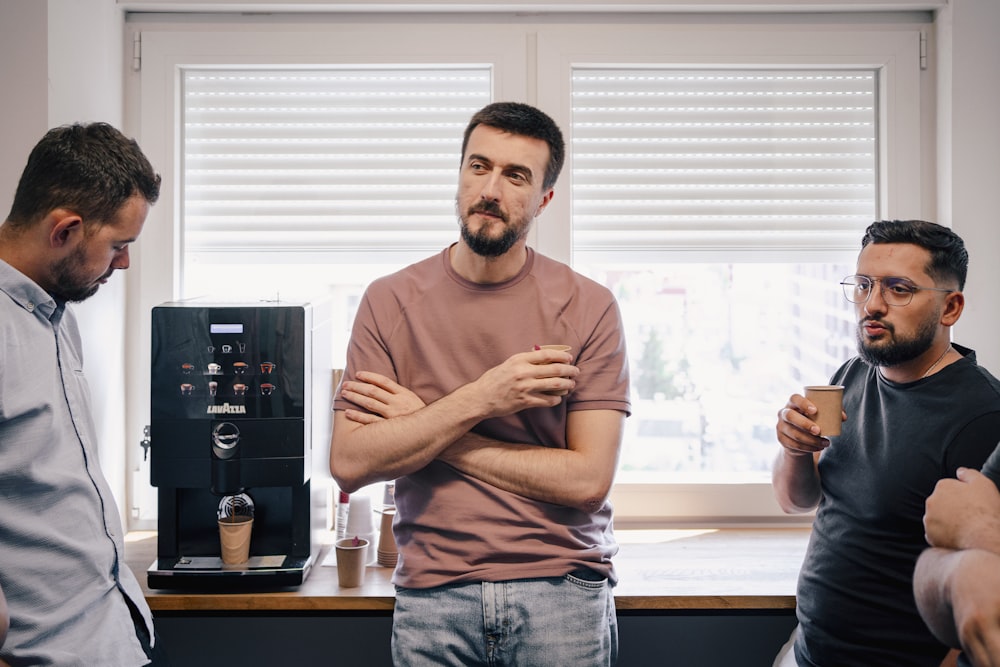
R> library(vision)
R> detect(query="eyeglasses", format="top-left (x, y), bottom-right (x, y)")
top-left (840, 275), bottom-right (954, 307)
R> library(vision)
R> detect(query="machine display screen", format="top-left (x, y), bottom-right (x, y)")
top-left (210, 323), bottom-right (244, 334)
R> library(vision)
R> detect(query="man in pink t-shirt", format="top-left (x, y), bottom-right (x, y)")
top-left (331, 102), bottom-right (630, 666)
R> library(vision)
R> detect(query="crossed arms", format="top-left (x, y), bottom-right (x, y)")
top-left (329, 348), bottom-right (625, 513)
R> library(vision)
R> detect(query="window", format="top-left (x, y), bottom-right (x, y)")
top-left (129, 17), bottom-right (928, 527)
top-left (570, 68), bottom-right (873, 481)
top-left (181, 65), bottom-right (492, 295)
top-left (179, 64), bottom-right (493, 368)
top-left (535, 24), bottom-right (924, 522)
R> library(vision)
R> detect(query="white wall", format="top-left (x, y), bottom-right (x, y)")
top-left (0, 0), bottom-right (47, 209)
top-left (0, 0), bottom-right (131, 515)
top-left (938, 0), bottom-right (1000, 372)
top-left (49, 0), bottom-right (132, 521)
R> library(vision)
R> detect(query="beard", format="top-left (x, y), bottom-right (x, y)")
top-left (856, 311), bottom-right (939, 368)
top-left (49, 245), bottom-right (104, 303)
top-left (458, 199), bottom-right (530, 258)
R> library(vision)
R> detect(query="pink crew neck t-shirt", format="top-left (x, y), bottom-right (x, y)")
top-left (334, 245), bottom-right (630, 588)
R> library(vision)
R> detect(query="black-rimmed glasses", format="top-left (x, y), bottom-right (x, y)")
top-left (840, 275), bottom-right (954, 307)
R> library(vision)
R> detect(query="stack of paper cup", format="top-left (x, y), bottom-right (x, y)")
top-left (377, 508), bottom-right (398, 568)
top-left (344, 494), bottom-right (376, 565)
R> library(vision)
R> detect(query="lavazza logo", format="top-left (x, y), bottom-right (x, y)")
top-left (207, 403), bottom-right (246, 415)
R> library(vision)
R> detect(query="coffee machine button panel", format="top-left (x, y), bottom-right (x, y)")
top-left (151, 305), bottom-right (303, 421)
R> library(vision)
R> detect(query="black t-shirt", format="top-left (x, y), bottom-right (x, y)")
top-left (982, 442), bottom-right (1000, 487)
top-left (795, 345), bottom-right (1000, 667)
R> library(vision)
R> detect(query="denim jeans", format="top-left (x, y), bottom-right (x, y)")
top-left (391, 572), bottom-right (618, 666)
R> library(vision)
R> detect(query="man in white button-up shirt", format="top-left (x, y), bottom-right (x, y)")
top-left (0, 123), bottom-right (162, 666)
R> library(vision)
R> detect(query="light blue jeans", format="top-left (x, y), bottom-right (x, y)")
top-left (391, 572), bottom-right (618, 666)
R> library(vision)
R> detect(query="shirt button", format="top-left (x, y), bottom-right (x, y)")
top-left (26, 302), bottom-right (35, 312)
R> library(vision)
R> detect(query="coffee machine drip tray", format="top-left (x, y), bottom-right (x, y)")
top-left (147, 554), bottom-right (314, 590)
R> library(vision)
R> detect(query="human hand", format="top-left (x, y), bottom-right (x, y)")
top-left (775, 393), bottom-right (835, 458)
top-left (472, 349), bottom-right (578, 418)
top-left (925, 468), bottom-right (1000, 551)
top-left (341, 371), bottom-right (426, 425)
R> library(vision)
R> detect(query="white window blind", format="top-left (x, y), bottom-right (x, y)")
top-left (181, 67), bottom-right (492, 266)
top-left (571, 68), bottom-right (877, 257)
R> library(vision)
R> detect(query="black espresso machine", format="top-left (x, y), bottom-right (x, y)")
top-left (147, 299), bottom-right (331, 590)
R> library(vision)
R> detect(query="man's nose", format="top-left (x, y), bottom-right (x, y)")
top-left (112, 247), bottom-right (130, 270)
top-left (864, 280), bottom-right (888, 315)
top-left (479, 169), bottom-right (503, 202)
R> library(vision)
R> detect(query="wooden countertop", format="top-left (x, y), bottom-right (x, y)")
top-left (126, 527), bottom-right (807, 613)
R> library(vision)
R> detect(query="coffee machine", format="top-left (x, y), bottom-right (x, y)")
top-left (147, 299), bottom-right (331, 589)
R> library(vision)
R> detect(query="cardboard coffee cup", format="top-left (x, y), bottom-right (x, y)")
top-left (218, 515), bottom-right (253, 564)
top-left (335, 537), bottom-right (369, 587)
top-left (804, 385), bottom-right (844, 437)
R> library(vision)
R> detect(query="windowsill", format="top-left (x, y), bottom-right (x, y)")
top-left (126, 527), bottom-right (807, 613)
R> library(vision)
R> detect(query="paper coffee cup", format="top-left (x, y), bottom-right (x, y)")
top-left (804, 385), bottom-right (844, 437)
top-left (335, 537), bottom-right (369, 587)
top-left (218, 515), bottom-right (253, 564)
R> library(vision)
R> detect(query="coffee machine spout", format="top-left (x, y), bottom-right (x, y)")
top-left (211, 457), bottom-right (244, 496)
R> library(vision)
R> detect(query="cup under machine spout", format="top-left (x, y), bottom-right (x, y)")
top-left (147, 300), bottom-right (328, 590)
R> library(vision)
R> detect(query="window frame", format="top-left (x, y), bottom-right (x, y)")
top-left (126, 15), bottom-right (930, 529)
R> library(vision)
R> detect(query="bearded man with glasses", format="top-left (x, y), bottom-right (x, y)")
top-left (772, 220), bottom-right (1000, 667)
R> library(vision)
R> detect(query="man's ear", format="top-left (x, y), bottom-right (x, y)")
top-left (533, 188), bottom-right (555, 218)
top-left (47, 209), bottom-right (84, 249)
top-left (941, 290), bottom-right (965, 327)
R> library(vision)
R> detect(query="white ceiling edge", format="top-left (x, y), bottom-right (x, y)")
top-left (116, 0), bottom-right (948, 14)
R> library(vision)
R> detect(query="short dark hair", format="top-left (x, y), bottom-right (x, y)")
top-left (861, 219), bottom-right (969, 290)
top-left (5, 122), bottom-right (161, 230)
top-left (460, 102), bottom-right (565, 191)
